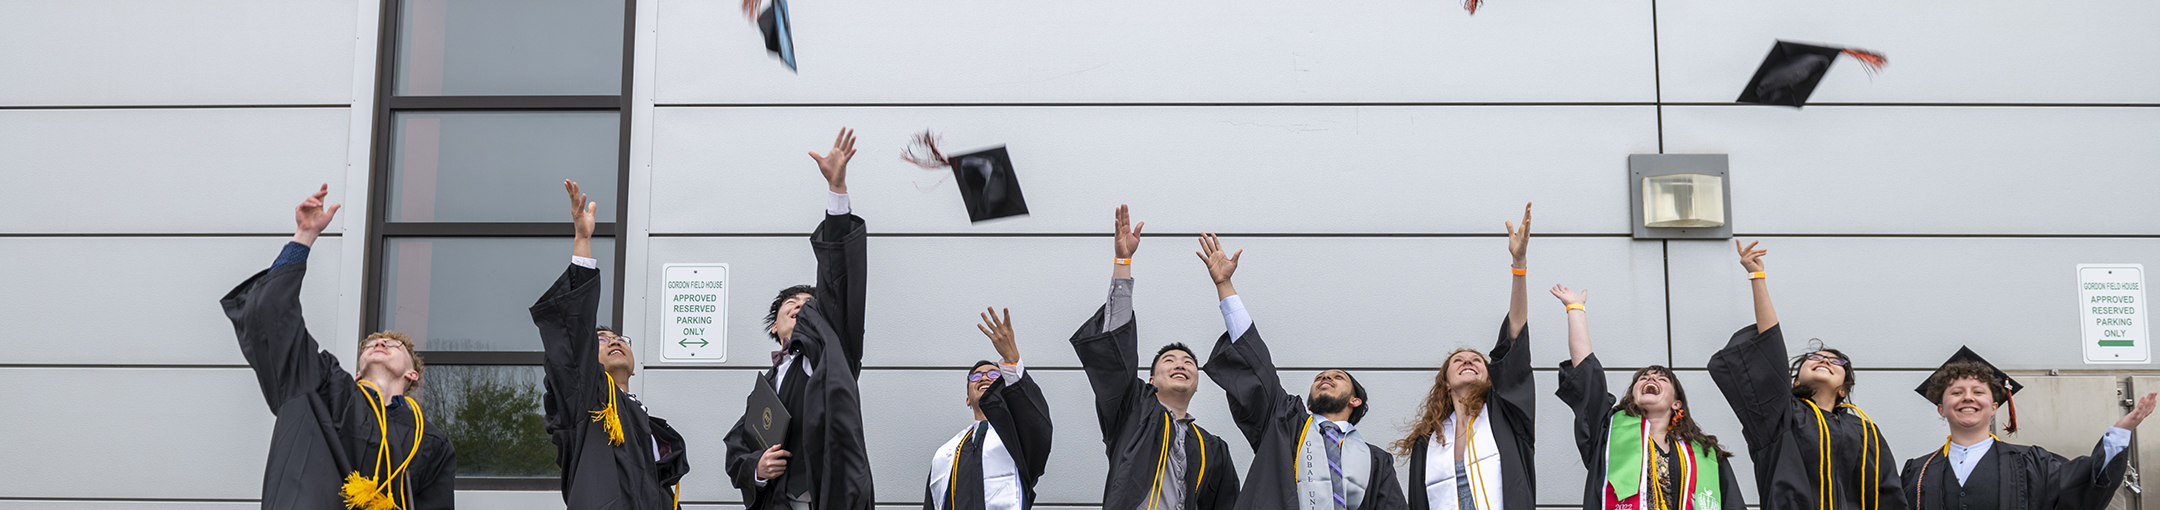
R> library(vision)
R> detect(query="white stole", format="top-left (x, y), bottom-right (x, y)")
top-left (1424, 405), bottom-right (1503, 510)
top-left (927, 421), bottom-right (1023, 510)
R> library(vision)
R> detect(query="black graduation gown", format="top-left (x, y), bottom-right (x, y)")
top-left (1202, 324), bottom-right (1409, 510)
top-left (1405, 318), bottom-right (1536, 510)
top-left (920, 372), bottom-right (1056, 510)
top-left (1070, 305), bottom-right (1242, 510)
top-left (1556, 353), bottom-right (1746, 510)
top-left (1706, 324), bottom-right (1904, 510)
top-left (223, 261), bottom-right (456, 510)
top-left (723, 212), bottom-right (875, 510)
top-left (533, 263), bottom-right (691, 510)
top-left (1898, 438), bottom-right (2129, 510)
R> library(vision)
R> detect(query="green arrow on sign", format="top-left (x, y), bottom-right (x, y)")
top-left (679, 339), bottom-right (709, 348)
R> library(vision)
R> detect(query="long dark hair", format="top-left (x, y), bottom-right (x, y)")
top-left (1789, 342), bottom-right (1857, 407)
top-left (1616, 365), bottom-right (1731, 459)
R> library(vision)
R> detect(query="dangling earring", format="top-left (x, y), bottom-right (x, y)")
top-left (1670, 408), bottom-right (1686, 428)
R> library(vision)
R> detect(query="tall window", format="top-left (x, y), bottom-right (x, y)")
top-left (362, 0), bottom-right (634, 490)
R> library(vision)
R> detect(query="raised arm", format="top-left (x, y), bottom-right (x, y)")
top-left (535, 180), bottom-right (607, 428)
top-left (806, 127), bottom-right (869, 376)
top-left (1197, 234), bottom-right (1297, 445)
top-left (1737, 241), bottom-right (1777, 332)
top-left (1553, 285), bottom-right (1590, 366)
top-left (978, 308), bottom-right (1055, 486)
top-left (1073, 206), bottom-right (1146, 440)
top-left (1505, 202), bottom-right (1531, 338)
top-left (224, 184), bottom-right (351, 412)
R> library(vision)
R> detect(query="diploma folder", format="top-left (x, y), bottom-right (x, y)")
top-left (746, 378), bottom-right (793, 450)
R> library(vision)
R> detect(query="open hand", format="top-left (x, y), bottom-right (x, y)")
top-left (1550, 284), bottom-right (1588, 306)
top-left (1195, 233), bottom-right (1241, 285)
top-left (1114, 205), bottom-right (1145, 259)
top-left (2117, 392), bottom-right (2158, 430)
top-left (293, 184), bottom-right (341, 246)
top-left (1505, 202), bottom-right (1531, 267)
top-left (1736, 240), bottom-right (1768, 273)
top-left (565, 179), bottom-right (596, 240)
top-left (807, 127), bottom-right (857, 194)
top-left (977, 307), bottom-right (1020, 365)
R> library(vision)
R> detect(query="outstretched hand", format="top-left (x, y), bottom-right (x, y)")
top-left (1114, 205), bottom-right (1145, 259)
top-left (977, 307), bottom-right (1020, 365)
top-left (1550, 284), bottom-right (1588, 306)
top-left (807, 127), bottom-right (857, 194)
top-left (1736, 240), bottom-right (1768, 273)
top-left (2117, 392), bottom-right (2158, 430)
top-left (565, 179), bottom-right (596, 240)
top-left (293, 184), bottom-right (341, 246)
top-left (1504, 202), bottom-right (1532, 267)
top-left (1196, 233), bottom-right (1241, 285)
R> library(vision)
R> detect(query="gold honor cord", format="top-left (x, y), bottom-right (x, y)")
top-left (1193, 424), bottom-right (1208, 490)
top-left (947, 427), bottom-right (976, 510)
top-left (1147, 416), bottom-right (1172, 510)
top-left (593, 373), bottom-right (626, 446)
top-left (1841, 403), bottom-right (1884, 510)
top-left (344, 380), bottom-right (425, 510)
top-left (1803, 399), bottom-right (1833, 510)
top-left (1465, 415), bottom-right (1495, 510)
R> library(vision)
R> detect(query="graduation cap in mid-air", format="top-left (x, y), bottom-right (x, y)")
top-left (756, 0), bottom-right (797, 72)
top-left (1914, 346), bottom-right (2024, 433)
top-left (902, 131), bottom-right (1030, 223)
top-left (1738, 41), bottom-right (1889, 107)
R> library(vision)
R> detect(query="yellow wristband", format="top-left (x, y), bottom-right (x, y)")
top-left (1511, 267), bottom-right (1527, 276)
top-left (1749, 271), bottom-right (1767, 280)
top-left (1115, 258), bottom-right (1133, 265)
top-left (1565, 304), bottom-right (1586, 312)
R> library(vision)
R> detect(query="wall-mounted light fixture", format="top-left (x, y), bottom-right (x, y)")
top-left (1629, 154), bottom-right (1732, 239)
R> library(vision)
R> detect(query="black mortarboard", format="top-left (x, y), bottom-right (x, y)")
top-left (1915, 346), bottom-right (2024, 432)
top-left (1737, 41), bottom-right (1888, 107)
top-left (756, 0), bottom-right (797, 72)
top-left (949, 146), bottom-right (1029, 223)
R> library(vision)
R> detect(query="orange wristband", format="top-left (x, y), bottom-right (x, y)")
top-left (1749, 271), bottom-right (1767, 280)
top-left (1565, 304), bottom-right (1586, 311)
top-left (1511, 267), bottom-right (1527, 276)
top-left (1115, 258), bottom-right (1132, 265)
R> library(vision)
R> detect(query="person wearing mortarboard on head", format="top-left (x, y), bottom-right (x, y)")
top-left (923, 307), bottom-right (1055, 510)
top-left (1196, 231), bottom-right (1410, 510)
top-left (1069, 204), bottom-right (1243, 510)
top-left (1706, 240), bottom-right (1905, 510)
top-left (1551, 282), bottom-right (1745, 510)
top-left (222, 184), bottom-right (456, 510)
top-left (1394, 203), bottom-right (1540, 510)
top-left (532, 179), bottom-right (691, 510)
top-left (1899, 347), bottom-right (2156, 510)
top-left (721, 128), bottom-right (877, 510)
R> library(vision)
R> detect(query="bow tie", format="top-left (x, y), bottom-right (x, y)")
top-left (771, 349), bottom-right (795, 366)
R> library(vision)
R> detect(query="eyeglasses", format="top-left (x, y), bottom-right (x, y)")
top-left (967, 371), bottom-right (1003, 382)
top-left (364, 339), bottom-right (407, 350)
top-left (598, 334), bottom-right (633, 346)
top-left (1804, 353), bottom-right (1849, 367)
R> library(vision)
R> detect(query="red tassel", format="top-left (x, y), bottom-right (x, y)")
top-left (2003, 391), bottom-right (2019, 434)
top-left (1463, 0), bottom-right (1482, 14)
top-left (901, 130), bottom-right (949, 169)
top-left (1840, 48), bottom-right (1889, 74)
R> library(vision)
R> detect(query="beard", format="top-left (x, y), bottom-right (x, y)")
top-left (1452, 377), bottom-right (1493, 417)
top-left (1309, 392), bottom-right (1351, 415)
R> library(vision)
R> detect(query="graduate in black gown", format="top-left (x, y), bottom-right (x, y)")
top-left (1196, 234), bottom-right (1409, 510)
top-left (1070, 205), bottom-right (1242, 510)
top-left (533, 179), bottom-right (691, 510)
top-left (1394, 203), bottom-right (1538, 510)
top-left (723, 128), bottom-right (876, 510)
top-left (923, 307), bottom-right (1055, 510)
top-left (1706, 241), bottom-right (1903, 510)
top-left (1899, 348), bottom-right (2154, 510)
top-left (223, 184), bottom-right (454, 510)
top-left (1550, 283), bottom-right (1744, 510)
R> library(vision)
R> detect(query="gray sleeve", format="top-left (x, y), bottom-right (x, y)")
top-left (1103, 278), bottom-right (1135, 331)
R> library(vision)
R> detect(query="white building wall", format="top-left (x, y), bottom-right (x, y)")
top-left (5, 0), bottom-right (2158, 507)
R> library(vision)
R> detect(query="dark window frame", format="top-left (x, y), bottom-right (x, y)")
top-left (360, 0), bottom-right (637, 491)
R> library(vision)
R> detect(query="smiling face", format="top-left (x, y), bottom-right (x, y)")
top-left (1792, 350), bottom-right (1850, 399)
top-left (1628, 368), bottom-right (1680, 414)
top-left (965, 363), bottom-right (1001, 407)
top-left (1148, 347), bottom-right (1200, 395)
top-left (1935, 377), bottom-right (1999, 430)
top-left (769, 292), bottom-right (812, 343)
top-left (1444, 350), bottom-right (1490, 388)
top-left (597, 329), bottom-right (635, 377)
top-left (355, 332), bottom-right (420, 390)
top-left (1306, 369), bottom-right (1363, 418)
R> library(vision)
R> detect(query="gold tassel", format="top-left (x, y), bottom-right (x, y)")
top-left (591, 373), bottom-right (626, 446)
top-left (342, 472), bottom-right (384, 510)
